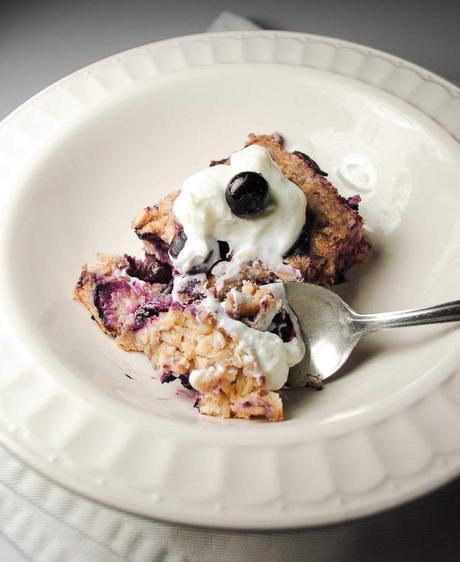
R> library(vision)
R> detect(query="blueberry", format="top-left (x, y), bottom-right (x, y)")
top-left (179, 374), bottom-right (193, 390)
top-left (218, 240), bottom-right (230, 259)
top-left (133, 305), bottom-right (160, 327)
top-left (270, 310), bottom-right (296, 342)
top-left (94, 279), bottom-right (130, 332)
top-left (126, 254), bottom-right (172, 284)
top-left (225, 172), bottom-right (270, 218)
top-left (169, 230), bottom-right (187, 258)
top-left (160, 372), bottom-right (192, 389)
top-left (133, 295), bottom-right (171, 329)
top-left (293, 151), bottom-right (328, 176)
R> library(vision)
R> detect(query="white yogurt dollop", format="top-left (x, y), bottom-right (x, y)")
top-left (189, 284), bottom-right (305, 392)
top-left (172, 145), bottom-right (307, 392)
top-left (172, 145), bottom-right (307, 273)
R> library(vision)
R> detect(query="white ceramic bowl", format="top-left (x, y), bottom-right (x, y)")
top-left (0, 31), bottom-right (460, 529)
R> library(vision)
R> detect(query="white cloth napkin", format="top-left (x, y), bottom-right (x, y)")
top-left (0, 440), bottom-right (356, 562)
top-left (0, 12), bottom-right (458, 562)
top-left (206, 11), bottom-right (261, 32)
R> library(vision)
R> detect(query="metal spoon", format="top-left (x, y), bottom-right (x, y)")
top-left (284, 282), bottom-right (460, 382)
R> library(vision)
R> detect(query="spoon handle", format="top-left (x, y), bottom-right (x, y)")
top-left (354, 300), bottom-right (460, 334)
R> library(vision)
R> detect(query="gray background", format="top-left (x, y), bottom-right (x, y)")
top-left (1, 0), bottom-right (460, 120)
top-left (1, 1), bottom-right (460, 560)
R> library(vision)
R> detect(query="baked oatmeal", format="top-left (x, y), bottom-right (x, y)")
top-left (75, 133), bottom-right (370, 421)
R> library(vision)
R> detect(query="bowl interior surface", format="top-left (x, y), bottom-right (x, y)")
top-left (4, 62), bottom-right (460, 435)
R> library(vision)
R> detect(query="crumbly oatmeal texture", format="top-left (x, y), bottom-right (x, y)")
top-left (74, 133), bottom-right (370, 421)
top-left (75, 255), bottom-right (284, 420)
top-left (134, 134), bottom-right (370, 286)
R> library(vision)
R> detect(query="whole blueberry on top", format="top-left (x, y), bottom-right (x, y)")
top-left (225, 172), bottom-right (270, 218)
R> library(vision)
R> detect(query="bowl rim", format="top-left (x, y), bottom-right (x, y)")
top-left (0, 29), bottom-right (459, 529)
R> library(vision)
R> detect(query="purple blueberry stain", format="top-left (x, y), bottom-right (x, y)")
top-left (179, 374), bottom-right (193, 390)
top-left (218, 240), bottom-right (230, 260)
top-left (160, 371), bottom-right (193, 390)
top-left (133, 305), bottom-right (160, 327)
top-left (126, 254), bottom-right (172, 284)
top-left (133, 295), bottom-right (172, 330)
top-left (188, 305), bottom-right (199, 318)
top-left (160, 371), bottom-right (177, 384)
top-left (209, 157), bottom-right (228, 167)
top-left (175, 387), bottom-right (197, 400)
top-left (94, 279), bottom-right (131, 332)
top-left (183, 278), bottom-right (201, 296)
top-left (346, 194), bottom-right (362, 210)
top-left (175, 275), bottom-right (207, 304)
top-left (135, 231), bottom-right (171, 263)
top-left (272, 132), bottom-right (285, 147)
top-left (76, 270), bottom-right (87, 289)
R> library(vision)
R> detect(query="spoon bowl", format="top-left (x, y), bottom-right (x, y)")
top-left (285, 283), bottom-right (460, 382)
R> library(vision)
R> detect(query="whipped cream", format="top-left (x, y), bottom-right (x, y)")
top-left (189, 284), bottom-right (305, 392)
top-left (172, 145), bottom-right (307, 274)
